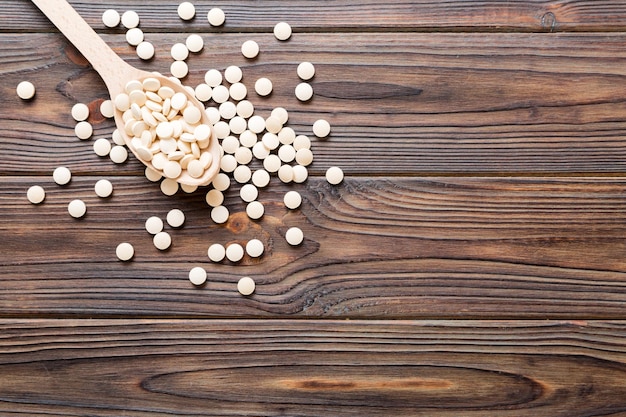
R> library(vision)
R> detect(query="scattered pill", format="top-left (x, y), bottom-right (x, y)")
top-left (93, 138), bottom-right (112, 156)
top-left (166, 208), bottom-right (185, 228)
top-left (160, 178), bottom-right (179, 196)
top-left (284, 190), bottom-right (302, 209)
top-left (245, 239), bottom-right (264, 258)
top-left (220, 154), bottom-right (237, 172)
top-left (224, 65), bottom-right (243, 83)
top-left (116, 242), bottom-right (134, 261)
top-left (233, 165), bottom-right (252, 183)
top-left (265, 116), bottom-right (282, 134)
top-left (153, 231), bottom-right (172, 250)
top-left (27, 185), bottom-right (45, 204)
top-left (246, 201), bottom-right (264, 220)
top-left (295, 148), bottom-right (313, 166)
top-left (68, 199), bottom-right (87, 219)
top-left (204, 69), bottom-right (222, 87)
top-left (263, 154), bottom-right (281, 173)
top-left (211, 205), bottom-right (229, 224)
top-left (181, 183), bottom-right (197, 193)
top-left (126, 27), bottom-right (144, 46)
top-left (145, 166), bottom-right (163, 182)
top-left (278, 144), bottom-right (296, 163)
top-left (295, 82), bottom-right (313, 102)
top-left (262, 133), bottom-right (279, 150)
top-left (312, 119), bottom-right (331, 138)
top-left (252, 141), bottom-right (270, 160)
top-left (109, 145), bottom-right (128, 164)
top-left (251, 169), bottom-right (270, 188)
top-left (236, 100), bottom-right (254, 119)
top-left (205, 189), bottom-right (224, 207)
top-left (273, 22), bottom-right (292, 41)
top-left (170, 60), bottom-right (189, 79)
top-left (145, 216), bottom-right (164, 234)
top-left (212, 173), bottom-right (230, 191)
top-left (271, 107), bottom-right (289, 124)
top-left (248, 115), bottom-right (266, 134)
top-left (241, 40), bottom-right (259, 59)
top-left (240, 183), bottom-right (258, 202)
top-left (226, 243), bottom-right (244, 262)
top-left (53, 166), bottom-right (71, 185)
top-left (293, 134), bottom-right (311, 151)
top-left (121, 10), bottom-right (140, 29)
top-left (292, 165), bottom-right (308, 183)
top-left (285, 227), bottom-right (304, 246)
top-left (189, 266), bottom-right (207, 285)
top-left (186, 34), bottom-right (204, 53)
top-left (208, 243), bottom-right (226, 262)
top-left (16, 81), bottom-right (35, 100)
top-left (136, 41), bottom-right (155, 60)
top-left (229, 116), bottom-right (248, 135)
top-left (94, 179), bottom-right (113, 198)
top-left (297, 62), bottom-right (315, 80)
top-left (278, 165), bottom-right (294, 183)
top-left (75, 121), bottom-right (93, 140)
top-left (234, 146), bottom-right (252, 165)
top-left (207, 7), bottom-right (226, 26)
top-left (195, 83), bottom-right (212, 101)
top-left (100, 100), bottom-right (114, 118)
top-left (71, 103), bottom-right (89, 121)
top-left (278, 127), bottom-right (296, 145)
top-left (219, 101), bottom-right (237, 120)
top-left (255, 77), bottom-right (273, 96)
top-left (326, 166), bottom-right (344, 185)
top-left (171, 43), bottom-right (189, 61)
top-left (229, 82), bottom-right (248, 101)
top-left (102, 9), bottom-right (121, 27)
top-left (177, 2), bottom-right (196, 20)
top-left (237, 276), bottom-right (255, 295)
top-left (212, 85), bottom-right (230, 103)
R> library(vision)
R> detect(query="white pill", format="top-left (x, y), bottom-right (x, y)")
top-left (297, 62), bottom-right (315, 80)
top-left (245, 239), bottom-right (264, 258)
top-left (221, 135), bottom-right (239, 154)
top-left (16, 81), bottom-right (35, 100)
top-left (126, 27), bottom-right (144, 46)
top-left (224, 65), bottom-right (243, 83)
top-left (273, 21), bottom-right (292, 41)
top-left (92, 138), bottom-right (111, 157)
top-left (145, 216), bottom-right (164, 234)
top-left (262, 133), bottom-right (279, 150)
top-left (177, 2), bottom-right (196, 20)
top-left (100, 100), bottom-right (114, 118)
top-left (236, 100), bottom-right (254, 118)
top-left (170, 61), bottom-right (189, 79)
top-left (271, 107), bottom-right (289, 124)
top-left (225, 243), bottom-right (244, 262)
top-left (110, 145), bottom-right (128, 164)
top-left (183, 106), bottom-right (202, 124)
top-left (293, 134), bottom-right (311, 151)
top-left (241, 40), bottom-right (259, 59)
top-left (94, 179), bottom-right (113, 198)
top-left (229, 116), bottom-right (247, 135)
top-left (114, 93), bottom-right (130, 111)
top-left (211, 85), bottom-right (230, 103)
top-left (195, 83), bottom-right (212, 102)
top-left (160, 178), bottom-right (179, 196)
top-left (265, 116), bottom-right (282, 134)
top-left (255, 77), bottom-right (273, 96)
top-left (121, 10), bottom-right (140, 29)
top-left (263, 154), bottom-right (281, 173)
top-left (145, 166), bottom-right (162, 182)
top-left (239, 130), bottom-right (257, 148)
top-left (229, 82), bottom-right (247, 101)
top-left (204, 69), bottom-right (222, 87)
top-left (211, 205), bottom-right (229, 224)
top-left (313, 119), bottom-right (331, 138)
top-left (252, 141), bottom-right (270, 160)
top-left (171, 43), bottom-right (189, 61)
top-left (27, 185), bottom-right (45, 204)
top-left (212, 173), bottom-right (230, 191)
top-left (181, 183), bottom-right (197, 193)
top-left (246, 201), bottom-right (264, 220)
top-left (326, 166), bottom-right (344, 185)
top-left (186, 34), bottom-right (204, 52)
top-left (153, 231), bottom-right (172, 250)
top-left (237, 276), bottom-right (255, 296)
top-left (116, 242), bottom-right (134, 261)
top-left (234, 146), bottom-right (253, 165)
top-left (219, 101), bottom-right (237, 119)
top-left (295, 148), bottom-right (313, 166)
top-left (205, 189), bottom-right (224, 207)
top-left (233, 165), bottom-right (252, 184)
top-left (189, 266), bottom-right (206, 286)
top-left (292, 165), bottom-right (308, 183)
top-left (295, 82), bottom-right (313, 102)
top-left (207, 7), bottom-right (225, 26)
top-left (278, 164), bottom-right (293, 183)
top-left (75, 121), bottom-right (93, 140)
top-left (71, 103), bottom-right (89, 121)
top-left (285, 227), bottom-right (304, 246)
top-left (240, 183), bottom-right (258, 202)
top-left (53, 166), bottom-right (71, 185)
top-left (208, 243), bottom-right (226, 262)
top-left (220, 154), bottom-right (237, 172)
top-left (284, 190), bottom-right (302, 209)
top-left (251, 169), bottom-right (270, 188)
top-left (102, 9), bottom-right (121, 27)
top-left (68, 199), bottom-right (87, 219)
top-left (278, 127), bottom-right (295, 145)
top-left (166, 208), bottom-right (185, 228)
top-left (136, 41), bottom-right (155, 60)
top-left (278, 144), bottom-right (296, 163)
top-left (247, 115), bottom-right (265, 134)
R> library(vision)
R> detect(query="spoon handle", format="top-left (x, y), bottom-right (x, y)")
top-left (31, 0), bottom-right (136, 95)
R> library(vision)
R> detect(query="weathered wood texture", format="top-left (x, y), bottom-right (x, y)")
top-left (1, 319), bottom-right (626, 416)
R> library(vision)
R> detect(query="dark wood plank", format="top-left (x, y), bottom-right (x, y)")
top-left (3, 32), bottom-right (626, 176)
top-left (3, 176), bottom-right (626, 318)
top-left (3, 1), bottom-right (626, 32)
top-left (1, 319), bottom-right (626, 416)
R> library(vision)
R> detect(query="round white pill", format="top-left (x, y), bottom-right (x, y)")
top-left (240, 184), bottom-right (258, 202)
top-left (236, 100), bottom-right (254, 119)
top-left (145, 216), bottom-right (164, 234)
top-left (171, 43), bottom-right (189, 61)
top-left (204, 69), bottom-right (222, 87)
top-left (252, 141), bottom-right (270, 160)
top-left (53, 166), bottom-right (71, 185)
top-left (94, 179), bottom-right (113, 198)
top-left (211, 205), bottom-right (229, 224)
top-left (229, 82), bottom-right (248, 101)
top-left (273, 22), bottom-right (292, 41)
top-left (71, 103), bottom-right (89, 121)
top-left (189, 266), bottom-right (207, 286)
top-left (278, 144), bottom-right (296, 163)
top-left (224, 65), bottom-right (243, 83)
top-left (195, 83), bottom-right (212, 102)
top-left (16, 81), bottom-right (36, 100)
top-left (233, 165), bottom-right (252, 184)
top-left (285, 227), bottom-right (304, 246)
top-left (248, 115), bottom-right (266, 134)
top-left (27, 185), bottom-right (45, 204)
top-left (326, 166), bottom-right (344, 185)
top-left (181, 183), bottom-right (197, 193)
top-left (208, 243), bottom-right (226, 262)
top-left (234, 146), bottom-right (252, 165)
top-left (278, 127), bottom-right (295, 145)
top-left (116, 242), bottom-right (134, 261)
top-left (145, 166), bottom-right (162, 182)
top-left (237, 276), bottom-right (255, 295)
top-left (93, 138), bottom-right (112, 156)
top-left (297, 62), bottom-right (316, 81)
top-left (255, 77), bottom-right (273, 96)
top-left (178, 2), bottom-right (195, 20)
top-left (136, 41), bottom-right (155, 60)
top-left (126, 27), bottom-right (144, 46)
top-left (225, 243), bottom-right (244, 262)
top-left (265, 116), bottom-right (282, 134)
top-left (239, 130), bottom-right (257, 148)
top-left (246, 201), bottom-right (264, 220)
top-left (100, 100), bottom-right (114, 118)
top-left (160, 178), bottom-right (179, 196)
top-left (153, 231), bottom-right (172, 250)
top-left (219, 101), bottom-right (237, 120)
top-left (212, 173), bottom-right (230, 191)
top-left (166, 208), bottom-right (185, 228)
top-left (109, 145), bottom-right (128, 164)
top-left (221, 135), bottom-right (239, 154)
top-left (186, 34), bottom-right (204, 53)
top-left (262, 133), bottom-right (279, 150)
top-left (246, 239), bottom-right (264, 258)
top-left (229, 116), bottom-right (247, 135)
top-left (207, 7), bottom-right (225, 26)
top-left (295, 82), bottom-right (313, 102)
top-left (284, 190), bottom-right (302, 209)
top-left (121, 10), bottom-right (140, 29)
top-left (263, 154), bottom-right (281, 173)
top-left (251, 169), bottom-right (270, 188)
top-left (313, 119), bottom-right (331, 138)
top-left (241, 40), bottom-right (259, 59)
top-left (271, 107), bottom-right (289, 124)
top-left (170, 60), bottom-right (189, 79)
top-left (183, 106), bottom-right (202, 124)
top-left (292, 165), bottom-right (308, 183)
top-left (220, 154), bottom-right (237, 172)
top-left (75, 121), bottom-right (93, 140)
top-left (293, 134), bottom-right (311, 151)
top-left (102, 9), bottom-right (121, 27)
top-left (278, 165), bottom-right (294, 183)
top-left (211, 85), bottom-right (230, 104)
top-left (68, 199), bottom-right (87, 219)
top-left (205, 189), bottom-right (224, 207)
top-left (295, 148), bottom-right (313, 166)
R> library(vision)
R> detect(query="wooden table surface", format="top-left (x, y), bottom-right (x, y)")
top-left (2, 1), bottom-right (626, 415)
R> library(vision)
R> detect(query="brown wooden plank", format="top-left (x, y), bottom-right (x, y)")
top-left (2, 175), bottom-right (626, 318)
top-left (3, 32), bottom-right (626, 176)
top-left (0, 319), bottom-right (625, 416)
top-left (3, 1), bottom-right (626, 32)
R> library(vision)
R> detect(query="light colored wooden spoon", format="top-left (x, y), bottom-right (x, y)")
top-left (31, 0), bottom-right (221, 187)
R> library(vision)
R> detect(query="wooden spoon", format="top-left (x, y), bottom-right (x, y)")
top-left (31, 0), bottom-right (221, 187)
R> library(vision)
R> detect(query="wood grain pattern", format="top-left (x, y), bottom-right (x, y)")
top-left (1, 319), bottom-right (625, 416)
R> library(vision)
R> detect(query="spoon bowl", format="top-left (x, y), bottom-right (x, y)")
top-left (31, 0), bottom-right (221, 187)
